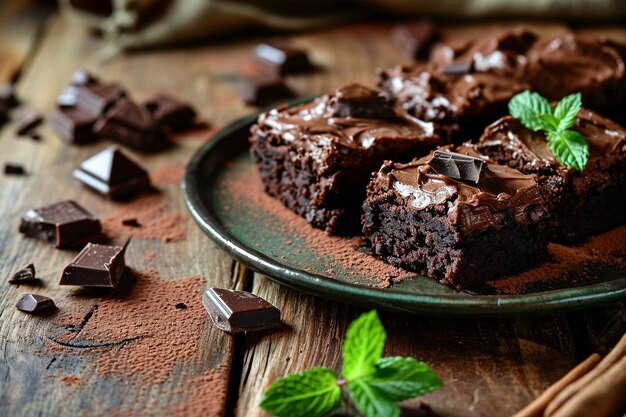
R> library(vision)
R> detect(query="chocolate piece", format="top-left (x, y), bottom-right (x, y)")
top-left (440, 62), bottom-right (473, 75)
top-left (202, 288), bottom-right (281, 333)
top-left (60, 243), bottom-right (127, 288)
top-left (144, 95), bottom-right (196, 131)
top-left (57, 86), bottom-right (79, 108)
top-left (392, 20), bottom-right (439, 60)
top-left (122, 218), bottom-right (140, 227)
top-left (19, 200), bottom-right (102, 248)
top-left (94, 98), bottom-right (165, 151)
top-left (71, 69), bottom-right (99, 86)
top-left (9, 264), bottom-right (36, 284)
top-left (428, 150), bottom-right (484, 183)
top-left (16, 294), bottom-right (56, 313)
top-left (14, 104), bottom-right (43, 136)
top-left (75, 83), bottom-right (126, 117)
top-left (254, 42), bottom-right (314, 75)
top-left (4, 163), bottom-right (26, 175)
top-left (330, 83), bottom-right (396, 119)
top-left (49, 107), bottom-right (98, 144)
top-left (73, 146), bottom-right (150, 199)
top-left (175, 302), bottom-right (187, 309)
top-left (239, 77), bottom-right (294, 106)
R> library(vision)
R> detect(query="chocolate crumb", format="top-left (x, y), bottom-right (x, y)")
top-left (175, 302), bottom-right (187, 309)
top-left (122, 218), bottom-right (140, 227)
top-left (9, 263), bottom-right (36, 284)
top-left (4, 163), bottom-right (26, 175)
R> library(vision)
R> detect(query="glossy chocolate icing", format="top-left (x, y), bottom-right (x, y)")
top-left (378, 145), bottom-right (546, 233)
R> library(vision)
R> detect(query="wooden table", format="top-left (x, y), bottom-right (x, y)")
top-left (0, 2), bottom-right (624, 416)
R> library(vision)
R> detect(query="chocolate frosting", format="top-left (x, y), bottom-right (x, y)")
top-left (378, 145), bottom-right (546, 233)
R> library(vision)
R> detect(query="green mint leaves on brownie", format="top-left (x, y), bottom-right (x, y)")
top-left (508, 91), bottom-right (589, 171)
top-left (260, 310), bottom-right (443, 417)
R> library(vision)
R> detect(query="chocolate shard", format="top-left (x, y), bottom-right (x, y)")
top-left (49, 107), bottom-right (98, 144)
top-left (441, 62), bottom-right (473, 76)
top-left (331, 83), bottom-right (396, 119)
top-left (238, 76), bottom-right (294, 106)
top-left (254, 42), bottom-right (314, 76)
top-left (202, 288), bottom-right (281, 333)
top-left (73, 145), bottom-right (150, 199)
top-left (428, 150), bottom-right (485, 184)
top-left (392, 20), bottom-right (439, 60)
top-left (19, 200), bottom-right (102, 248)
top-left (144, 95), bottom-right (197, 131)
top-left (9, 263), bottom-right (36, 284)
top-left (60, 243), bottom-right (127, 288)
top-left (14, 104), bottom-right (43, 136)
top-left (75, 83), bottom-right (126, 117)
top-left (16, 294), bottom-right (56, 313)
top-left (4, 163), bottom-right (26, 175)
top-left (71, 69), bottom-right (99, 87)
top-left (93, 98), bottom-right (166, 151)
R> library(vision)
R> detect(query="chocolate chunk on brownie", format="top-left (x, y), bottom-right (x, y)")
top-left (378, 29), bottom-right (626, 140)
top-left (362, 145), bottom-right (550, 289)
top-left (475, 110), bottom-right (626, 241)
top-left (249, 83), bottom-right (442, 234)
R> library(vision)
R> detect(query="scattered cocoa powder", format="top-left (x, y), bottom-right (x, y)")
top-left (171, 366), bottom-right (227, 417)
top-left (143, 250), bottom-right (157, 263)
top-left (47, 269), bottom-right (206, 383)
top-left (150, 164), bottom-right (184, 187)
top-left (55, 374), bottom-right (84, 387)
top-left (101, 194), bottom-right (186, 243)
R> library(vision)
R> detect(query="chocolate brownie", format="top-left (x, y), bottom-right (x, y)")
top-left (362, 145), bottom-right (551, 289)
top-left (475, 110), bottom-right (626, 241)
top-left (249, 83), bottom-right (442, 234)
top-left (378, 29), bottom-right (626, 141)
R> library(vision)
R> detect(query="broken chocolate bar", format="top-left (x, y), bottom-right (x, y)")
top-left (19, 200), bottom-right (102, 248)
top-left (144, 95), bottom-right (197, 131)
top-left (428, 150), bottom-right (485, 184)
top-left (16, 294), bottom-right (55, 313)
top-left (49, 107), bottom-right (98, 144)
top-left (73, 146), bottom-right (150, 199)
top-left (60, 242), bottom-right (127, 288)
top-left (254, 42), bottom-right (314, 75)
top-left (392, 20), bottom-right (439, 60)
top-left (75, 83), bottom-right (126, 117)
top-left (238, 76), bottom-right (294, 106)
top-left (203, 288), bottom-right (281, 333)
top-left (9, 263), bottom-right (36, 284)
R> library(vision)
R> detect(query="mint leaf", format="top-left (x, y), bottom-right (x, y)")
top-left (342, 310), bottom-right (386, 381)
top-left (553, 92), bottom-right (582, 132)
top-left (260, 368), bottom-right (341, 417)
top-left (369, 357), bottom-right (443, 401)
top-left (547, 130), bottom-right (589, 172)
top-left (508, 90), bottom-right (553, 132)
top-left (348, 379), bottom-right (400, 417)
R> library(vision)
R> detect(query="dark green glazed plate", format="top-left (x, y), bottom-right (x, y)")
top-left (182, 109), bottom-right (626, 317)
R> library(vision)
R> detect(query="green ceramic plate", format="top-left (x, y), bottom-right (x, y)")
top-left (183, 108), bottom-right (626, 317)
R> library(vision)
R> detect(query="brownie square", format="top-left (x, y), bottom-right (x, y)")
top-left (249, 84), bottom-right (442, 234)
top-left (362, 145), bottom-right (551, 289)
top-left (475, 110), bottom-right (626, 241)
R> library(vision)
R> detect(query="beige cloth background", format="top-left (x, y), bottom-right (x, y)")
top-left (60, 0), bottom-right (626, 52)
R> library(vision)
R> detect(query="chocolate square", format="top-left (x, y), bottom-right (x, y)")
top-left (202, 288), bottom-right (281, 333)
top-left (16, 294), bottom-right (56, 313)
top-left (144, 95), bottom-right (196, 131)
top-left (60, 243), bottom-right (127, 288)
top-left (49, 107), bottom-right (98, 144)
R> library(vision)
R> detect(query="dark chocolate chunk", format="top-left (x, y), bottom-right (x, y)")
top-left (331, 83), bottom-right (396, 119)
top-left (19, 200), bottom-right (102, 248)
top-left (93, 98), bottom-right (165, 151)
top-left (57, 86), bottom-right (79, 108)
top-left (175, 302), bottom-right (187, 309)
top-left (14, 104), bottom-right (43, 136)
top-left (121, 218), bottom-right (140, 227)
top-left (16, 294), bottom-right (56, 313)
top-left (144, 95), bottom-right (197, 131)
top-left (49, 107), bottom-right (98, 144)
top-left (254, 42), bottom-right (314, 76)
top-left (441, 62), bottom-right (473, 76)
top-left (60, 243), bottom-right (127, 288)
top-left (75, 83), bottom-right (126, 117)
top-left (71, 69), bottom-right (99, 87)
top-left (9, 264), bottom-right (36, 284)
top-left (428, 150), bottom-right (485, 184)
top-left (392, 20), bottom-right (439, 60)
top-left (202, 288), bottom-right (281, 333)
top-left (4, 163), bottom-right (26, 175)
top-left (239, 77), bottom-right (294, 106)
top-left (73, 146), bottom-right (150, 199)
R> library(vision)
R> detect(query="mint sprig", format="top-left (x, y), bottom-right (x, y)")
top-left (260, 311), bottom-right (443, 417)
top-left (508, 90), bottom-right (589, 171)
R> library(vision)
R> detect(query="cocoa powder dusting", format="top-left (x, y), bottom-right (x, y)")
top-left (101, 194), bottom-right (186, 243)
top-left (150, 164), bottom-right (184, 187)
top-left (172, 366), bottom-right (227, 417)
top-left (48, 270), bottom-right (206, 383)
top-left (55, 374), bottom-right (84, 387)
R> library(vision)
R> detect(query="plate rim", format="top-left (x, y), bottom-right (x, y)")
top-left (182, 109), bottom-right (626, 317)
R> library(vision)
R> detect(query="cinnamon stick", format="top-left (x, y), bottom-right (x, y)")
top-left (550, 354), bottom-right (626, 417)
top-left (510, 353), bottom-right (601, 417)
top-left (545, 332), bottom-right (626, 416)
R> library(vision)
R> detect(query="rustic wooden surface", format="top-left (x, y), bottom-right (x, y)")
top-left (0, 3), bottom-right (624, 417)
